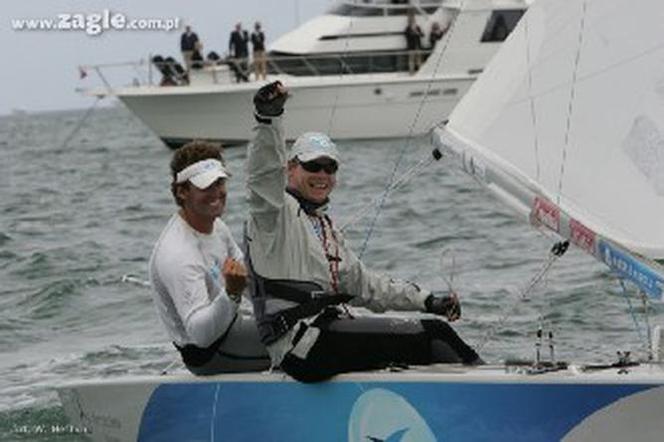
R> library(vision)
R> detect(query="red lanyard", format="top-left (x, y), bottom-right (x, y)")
top-left (314, 214), bottom-right (340, 294)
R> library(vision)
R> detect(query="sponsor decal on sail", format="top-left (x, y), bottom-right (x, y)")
top-left (530, 197), bottom-right (560, 233)
top-left (569, 219), bottom-right (596, 254)
top-left (599, 240), bottom-right (664, 299)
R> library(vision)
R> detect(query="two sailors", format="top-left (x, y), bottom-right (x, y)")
top-left (149, 82), bottom-right (481, 380)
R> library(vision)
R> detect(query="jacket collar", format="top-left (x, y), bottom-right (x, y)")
top-left (286, 187), bottom-right (329, 215)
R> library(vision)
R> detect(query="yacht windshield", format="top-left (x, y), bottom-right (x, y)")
top-left (480, 9), bottom-right (526, 42)
top-left (329, 4), bottom-right (384, 16)
top-left (329, 0), bottom-right (444, 16)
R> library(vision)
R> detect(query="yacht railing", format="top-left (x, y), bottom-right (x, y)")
top-left (79, 48), bottom-right (440, 90)
top-left (264, 49), bottom-right (436, 77)
top-left (79, 58), bottom-right (153, 91)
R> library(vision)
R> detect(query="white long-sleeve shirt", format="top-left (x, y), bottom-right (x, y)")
top-left (149, 213), bottom-right (243, 348)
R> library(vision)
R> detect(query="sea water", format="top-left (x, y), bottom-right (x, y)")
top-left (0, 106), bottom-right (659, 441)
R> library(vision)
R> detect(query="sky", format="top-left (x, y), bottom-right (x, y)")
top-left (1, 0), bottom-right (332, 115)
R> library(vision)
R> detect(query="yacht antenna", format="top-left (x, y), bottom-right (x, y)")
top-left (294, 0), bottom-right (301, 26)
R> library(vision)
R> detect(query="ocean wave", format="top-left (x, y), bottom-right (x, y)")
top-left (0, 232), bottom-right (11, 246)
top-left (15, 279), bottom-right (82, 321)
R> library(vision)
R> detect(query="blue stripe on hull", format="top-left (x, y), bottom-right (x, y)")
top-left (137, 381), bottom-right (656, 441)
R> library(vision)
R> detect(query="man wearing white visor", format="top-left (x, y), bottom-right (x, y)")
top-left (245, 82), bottom-right (481, 383)
top-left (149, 141), bottom-right (270, 375)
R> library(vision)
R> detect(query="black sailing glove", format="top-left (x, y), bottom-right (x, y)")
top-left (425, 292), bottom-right (461, 322)
top-left (253, 81), bottom-right (288, 120)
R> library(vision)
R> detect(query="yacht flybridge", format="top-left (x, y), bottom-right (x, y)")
top-left (83, 0), bottom-right (528, 148)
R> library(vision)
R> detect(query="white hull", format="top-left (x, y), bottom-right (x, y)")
top-left (84, 1), bottom-right (528, 148)
top-left (116, 74), bottom-right (474, 148)
top-left (58, 363), bottom-right (664, 441)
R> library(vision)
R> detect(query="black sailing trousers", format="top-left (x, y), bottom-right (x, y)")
top-left (281, 313), bottom-right (480, 383)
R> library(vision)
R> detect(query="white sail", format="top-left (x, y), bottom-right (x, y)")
top-left (434, 0), bottom-right (664, 298)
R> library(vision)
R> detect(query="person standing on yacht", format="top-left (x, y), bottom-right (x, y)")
top-left (429, 22), bottom-right (446, 49)
top-left (149, 141), bottom-right (270, 375)
top-left (229, 22), bottom-right (250, 82)
top-left (180, 25), bottom-right (200, 72)
top-left (245, 81), bottom-right (482, 383)
top-left (404, 11), bottom-right (424, 74)
top-left (251, 22), bottom-right (267, 81)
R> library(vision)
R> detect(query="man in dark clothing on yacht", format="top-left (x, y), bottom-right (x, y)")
top-left (404, 12), bottom-right (424, 74)
top-left (180, 25), bottom-right (200, 72)
top-left (229, 23), bottom-right (250, 82)
top-left (251, 21), bottom-right (267, 81)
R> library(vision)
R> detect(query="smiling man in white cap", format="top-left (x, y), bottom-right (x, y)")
top-left (285, 131), bottom-right (340, 207)
top-left (149, 141), bottom-right (270, 375)
top-left (245, 82), bottom-right (481, 383)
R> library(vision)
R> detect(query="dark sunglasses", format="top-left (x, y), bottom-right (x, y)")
top-left (298, 159), bottom-right (338, 174)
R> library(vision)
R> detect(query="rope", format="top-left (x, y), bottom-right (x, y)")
top-left (160, 357), bottom-right (182, 375)
top-left (474, 241), bottom-right (569, 353)
top-left (57, 97), bottom-right (102, 151)
top-left (357, 4), bottom-right (466, 259)
top-left (438, 247), bottom-right (457, 293)
top-left (618, 279), bottom-right (649, 356)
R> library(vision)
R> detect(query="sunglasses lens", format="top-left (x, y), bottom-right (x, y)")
top-left (323, 162), bottom-right (338, 174)
top-left (300, 160), bottom-right (338, 174)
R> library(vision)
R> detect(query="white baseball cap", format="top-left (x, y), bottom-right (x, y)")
top-left (176, 159), bottom-right (229, 189)
top-left (289, 132), bottom-right (339, 163)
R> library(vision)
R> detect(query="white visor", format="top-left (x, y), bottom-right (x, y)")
top-left (176, 159), bottom-right (229, 189)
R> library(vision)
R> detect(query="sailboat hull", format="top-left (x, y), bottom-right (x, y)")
top-left (58, 364), bottom-right (664, 441)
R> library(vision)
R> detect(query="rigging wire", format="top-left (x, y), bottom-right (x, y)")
top-left (642, 291), bottom-right (653, 358)
top-left (357, 4), bottom-right (465, 259)
top-left (339, 147), bottom-right (442, 232)
top-left (474, 240), bottom-right (569, 353)
top-left (556, 0), bottom-right (588, 206)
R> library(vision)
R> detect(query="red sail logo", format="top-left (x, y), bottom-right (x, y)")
top-left (569, 219), bottom-right (596, 254)
top-left (530, 197), bottom-right (560, 233)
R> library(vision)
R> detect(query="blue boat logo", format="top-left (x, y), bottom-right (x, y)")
top-left (366, 427), bottom-right (410, 442)
top-left (348, 389), bottom-right (436, 442)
